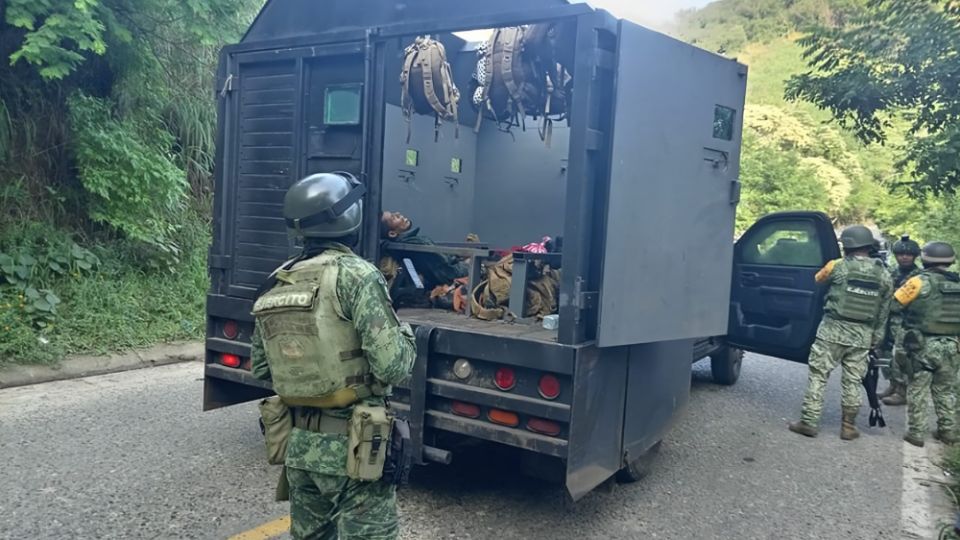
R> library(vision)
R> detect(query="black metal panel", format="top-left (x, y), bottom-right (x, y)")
top-left (564, 345), bottom-right (627, 501)
top-left (620, 339), bottom-right (693, 465)
top-left (557, 11), bottom-right (618, 346)
top-left (428, 326), bottom-right (577, 375)
top-left (426, 410), bottom-right (568, 458)
top-left (244, 0), bottom-right (573, 43)
top-left (207, 294), bottom-right (255, 322)
top-left (426, 378), bottom-right (571, 422)
top-left (597, 21), bottom-right (747, 347)
top-left (409, 326), bottom-right (435, 465)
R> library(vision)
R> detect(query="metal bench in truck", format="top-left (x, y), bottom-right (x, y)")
top-left (203, 0), bottom-right (842, 501)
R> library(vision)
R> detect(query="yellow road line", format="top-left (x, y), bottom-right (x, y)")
top-left (228, 516), bottom-right (291, 540)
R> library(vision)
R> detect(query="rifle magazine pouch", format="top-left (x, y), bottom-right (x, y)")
top-left (347, 405), bottom-right (392, 481)
top-left (383, 418), bottom-right (413, 486)
top-left (258, 396), bottom-right (293, 466)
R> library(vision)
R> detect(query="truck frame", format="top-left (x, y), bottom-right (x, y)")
top-left (203, 0), bottom-right (839, 502)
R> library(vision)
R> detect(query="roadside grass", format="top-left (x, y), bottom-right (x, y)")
top-left (941, 445), bottom-right (960, 539)
top-left (0, 218), bottom-right (209, 367)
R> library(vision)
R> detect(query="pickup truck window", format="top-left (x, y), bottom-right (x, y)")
top-left (741, 220), bottom-right (823, 267)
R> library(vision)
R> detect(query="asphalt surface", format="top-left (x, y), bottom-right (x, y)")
top-left (0, 354), bottom-right (908, 540)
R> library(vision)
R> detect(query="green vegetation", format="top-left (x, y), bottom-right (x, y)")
top-left (0, 1), bottom-right (262, 365)
top-left (673, 0), bottom-right (960, 250)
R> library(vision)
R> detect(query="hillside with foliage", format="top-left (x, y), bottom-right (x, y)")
top-left (0, 1), bottom-right (262, 364)
top-left (672, 0), bottom-right (958, 242)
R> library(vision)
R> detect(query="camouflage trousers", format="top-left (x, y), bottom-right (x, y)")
top-left (881, 346), bottom-right (910, 387)
top-left (800, 338), bottom-right (868, 427)
top-left (286, 467), bottom-right (398, 540)
top-left (905, 337), bottom-right (960, 440)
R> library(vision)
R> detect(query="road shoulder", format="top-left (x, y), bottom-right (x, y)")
top-left (0, 341), bottom-right (202, 389)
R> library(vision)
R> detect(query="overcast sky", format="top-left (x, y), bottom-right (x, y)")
top-left (584, 0), bottom-right (714, 26)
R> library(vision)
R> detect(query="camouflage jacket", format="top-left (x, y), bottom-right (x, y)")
top-left (251, 242), bottom-right (416, 476)
top-left (815, 256), bottom-right (893, 349)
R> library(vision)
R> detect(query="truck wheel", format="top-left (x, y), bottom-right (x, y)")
top-left (710, 347), bottom-right (743, 386)
top-left (616, 441), bottom-right (662, 483)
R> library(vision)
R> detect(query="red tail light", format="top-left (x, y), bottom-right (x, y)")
top-left (527, 418), bottom-right (561, 436)
top-left (451, 401), bottom-right (481, 419)
top-left (222, 320), bottom-right (239, 340)
top-left (493, 367), bottom-right (516, 391)
top-left (538, 374), bottom-right (561, 400)
top-left (488, 409), bottom-right (520, 427)
top-left (220, 353), bottom-right (241, 368)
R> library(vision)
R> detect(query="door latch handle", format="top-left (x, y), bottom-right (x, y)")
top-left (741, 272), bottom-right (761, 286)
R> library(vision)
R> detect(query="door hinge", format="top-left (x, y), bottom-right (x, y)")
top-left (573, 277), bottom-right (598, 310)
top-left (209, 253), bottom-right (233, 269)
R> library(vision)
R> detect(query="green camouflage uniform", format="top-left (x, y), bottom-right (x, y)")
top-left (252, 242), bottom-right (416, 540)
top-left (896, 271), bottom-right (960, 441)
top-left (881, 264), bottom-right (920, 386)
top-left (799, 257), bottom-right (892, 427)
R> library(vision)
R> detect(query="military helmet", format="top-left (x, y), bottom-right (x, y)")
top-left (839, 225), bottom-right (875, 250)
top-left (891, 235), bottom-right (921, 256)
top-left (283, 172), bottom-right (365, 238)
top-left (921, 241), bottom-right (956, 266)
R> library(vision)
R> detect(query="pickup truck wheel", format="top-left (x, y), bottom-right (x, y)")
top-left (616, 441), bottom-right (662, 483)
top-left (710, 346), bottom-right (743, 386)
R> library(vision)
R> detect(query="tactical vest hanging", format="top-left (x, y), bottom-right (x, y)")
top-left (905, 272), bottom-right (960, 335)
top-left (252, 251), bottom-right (373, 408)
top-left (824, 259), bottom-right (885, 323)
top-left (400, 36), bottom-right (460, 142)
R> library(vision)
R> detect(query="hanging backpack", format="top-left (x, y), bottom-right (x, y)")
top-left (400, 36), bottom-right (460, 142)
top-left (471, 23), bottom-right (574, 145)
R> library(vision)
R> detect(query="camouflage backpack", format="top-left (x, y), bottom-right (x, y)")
top-left (400, 36), bottom-right (461, 142)
top-left (471, 23), bottom-right (573, 144)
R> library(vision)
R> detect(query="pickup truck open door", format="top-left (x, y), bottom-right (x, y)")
top-left (727, 212), bottom-right (842, 363)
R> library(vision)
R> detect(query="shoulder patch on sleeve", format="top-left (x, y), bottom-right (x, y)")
top-left (815, 259), bottom-right (838, 283)
top-left (894, 276), bottom-right (923, 306)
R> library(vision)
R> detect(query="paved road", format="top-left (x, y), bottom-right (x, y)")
top-left (0, 354), bottom-right (913, 539)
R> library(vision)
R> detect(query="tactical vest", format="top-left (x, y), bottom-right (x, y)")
top-left (824, 258), bottom-right (885, 323)
top-left (904, 272), bottom-right (960, 336)
top-left (252, 251), bottom-right (373, 408)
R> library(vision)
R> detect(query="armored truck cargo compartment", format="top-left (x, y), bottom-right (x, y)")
top-left (204, 0), bottom-right (762, 501)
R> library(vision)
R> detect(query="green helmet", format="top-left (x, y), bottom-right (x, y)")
top-left (283, 172), bottom-right (365, 238)
top-left (892, 235), bottom-right (921, 256)
top-left (921, 241), bottom-right (956, 266)
top-left (839, 225), bottom-right (875, 250)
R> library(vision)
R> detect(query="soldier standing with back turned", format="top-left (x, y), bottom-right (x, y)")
top-left (789, 225), bottom-right (892, 440)
top-left (878, 235), bottom-right (923, 406)
top-left (894, 242), bottom-right (960, 447)
top-left (250, 173), bottom-right (416, 540)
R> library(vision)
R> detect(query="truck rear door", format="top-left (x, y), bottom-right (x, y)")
top-left (727, 211), bottom-right (841, 362)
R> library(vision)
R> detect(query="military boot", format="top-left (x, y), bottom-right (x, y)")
top-left (882, 387), bottom-right (907, 407)
top-left (904, 433), bottom-right (925, 448)
top-left (788, 421), bottom-right (818, 438)
top-left (840, 408), bottom-right (860, 441)
top-left (877, 384), bottom-right (897, 399)
top-left (935, 430), bottom-right (958, 445)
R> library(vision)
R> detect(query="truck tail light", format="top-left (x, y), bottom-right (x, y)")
top-left (527, 417), bottom-right (561, 436)
top-left (538, 374), bottom-right (561, 400)
top-left (488, 409), bottom-right (519, 427)
top-left (220, 353), bottom-right (241, 368)
top-left (493, 367), bottom-right (516, 391)
top-left (222, 320), bottom-right (239, 340)
top-left (451, 401), bottom-right (480, 419)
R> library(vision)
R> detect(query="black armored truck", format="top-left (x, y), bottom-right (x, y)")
top-left (203, 0), bottom-right (843, 501)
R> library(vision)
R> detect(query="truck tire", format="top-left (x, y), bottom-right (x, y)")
top-left (710, 346), bottom-right (743, 386)
top-left (616, 441), bottom-right (662, 483)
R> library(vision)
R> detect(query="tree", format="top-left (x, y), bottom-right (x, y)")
top-left (785, 0), bottom-right (960, 195)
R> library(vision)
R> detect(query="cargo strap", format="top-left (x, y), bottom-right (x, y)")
top-left (293, 408), bottom-right (350, 435)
